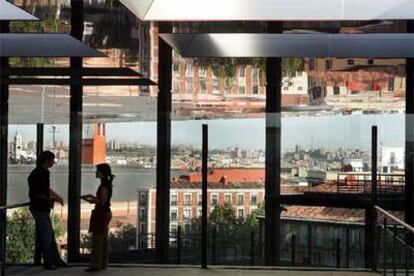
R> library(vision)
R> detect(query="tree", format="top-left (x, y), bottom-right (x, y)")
top-left (5, 207), bottom-right (64, 263)
top-left (108, 222), bottom-right (137, 252)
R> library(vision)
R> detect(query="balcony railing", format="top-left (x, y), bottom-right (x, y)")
top-left (375, 205), bottom-right (414, 275)
top-left (336, 173), bottom-right (405, 195)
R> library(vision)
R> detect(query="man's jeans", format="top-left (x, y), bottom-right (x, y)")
top-left (30, 211), bottom-right (61, 267)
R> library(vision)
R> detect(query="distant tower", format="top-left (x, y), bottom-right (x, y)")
top-left (13, 132), bottom-right (23, 159)
top-left (82, 123), bottom-right (106, 165)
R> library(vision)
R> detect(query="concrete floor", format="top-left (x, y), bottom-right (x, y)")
top-left (7, 265), bottom-right (380, 276)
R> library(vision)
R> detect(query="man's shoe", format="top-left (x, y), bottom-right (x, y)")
top-left (56, 261), bottom-right (69, 267)
top-left (85, 268), bottom-right (101, 272)
top-left (44, 265), bottom-right (57, 270)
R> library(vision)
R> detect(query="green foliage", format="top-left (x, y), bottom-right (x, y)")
top-left (108, 222), bottom-right (136, 251)
top-left (282, 58), bottom-right (304, 77)
top-left (5, 208), bottom-right (35, 263)
top-left (5, 207), bottom-right (63, 263)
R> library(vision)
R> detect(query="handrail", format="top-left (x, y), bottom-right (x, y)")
top-left (0, 202), bottom-right (29, 212)
top-left (374, 205), bottom-right (414, 234)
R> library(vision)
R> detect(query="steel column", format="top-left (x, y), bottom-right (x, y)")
top-left (67, 0), bottom-right (84, 262)
top-left (365, 126), bottom-right (378, 270)
top-left (0, 21), bottom-right (9, 276)
top-left (405, 20), bottom-right (414, 239)
top-left (264, 22), bottom-right (282, 266)
top-left (201, 124), bottom-right (208, 269)
top-left (155, 22), bottom-right (172, 264)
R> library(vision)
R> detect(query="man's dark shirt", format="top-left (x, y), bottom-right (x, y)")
top-left (28, 167), bottom-right (51, 213)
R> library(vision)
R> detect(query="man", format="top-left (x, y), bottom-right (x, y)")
top-left (28, 150), bottom-right (66, 270)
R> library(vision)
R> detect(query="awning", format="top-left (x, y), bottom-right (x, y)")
top-left (160, 33), bottom-right (414, 58)
top-left (0, 0), bottom-right (39, 21)
top-left (120, 0), bottom-right (414, 21)
top-left (0, 33), bottom-right (105, 57)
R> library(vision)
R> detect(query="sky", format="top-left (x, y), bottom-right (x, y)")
top-left (9, 113), bottom-right (405, 150)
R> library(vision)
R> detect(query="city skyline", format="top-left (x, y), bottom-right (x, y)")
top-left (8, 113), bottom-right (404, 151)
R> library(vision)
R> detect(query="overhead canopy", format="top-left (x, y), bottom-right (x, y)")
top-left (0, 34), bottom-right (105, 57)
top-left (160, 33), bottom-right (414, 58)
top-left (120, 0), bottom-right (414, 21)
top-left (0, 0), bottom-right (39, 21)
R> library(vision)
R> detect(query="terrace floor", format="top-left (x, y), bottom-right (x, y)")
top-left (7, 265), bottom-right (379, 276)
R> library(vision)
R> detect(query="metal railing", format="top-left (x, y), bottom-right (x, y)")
top-left (336, 173), bottom-right (405, 195)
top-left (375, 205), bottom-right (414, 275)
top-left (0, 202), bottom-right (30, 276)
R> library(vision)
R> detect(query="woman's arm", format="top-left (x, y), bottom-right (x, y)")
top-left (94, 186), bottom-right (109, 207)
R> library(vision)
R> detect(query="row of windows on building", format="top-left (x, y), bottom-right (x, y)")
top-left (169, 192), bottom-right (258, 206)
top-left (309, 58), bottom-right (375, 71)
top-left (172, 64), bottom-right (261, 95)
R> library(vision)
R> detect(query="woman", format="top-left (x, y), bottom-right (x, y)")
top-left (85, 163), bottom-right (114, 272)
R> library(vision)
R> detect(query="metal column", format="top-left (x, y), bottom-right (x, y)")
top-left (34, 123), bottom-right (44, 265)
top-left (365, 126), bottom-right (377, 270)
top-left (0, 21), bottom-right (9, 276)
top-left (67, 0), bottom-right (84, 262)
top-left (36, 123), bottom-right (44, 160)
top-left (201, 124), bottom-right (208, 269)
top-left (155, 22), bottom-right (172, 264)
top-left (264, 22), bottom-right (283, 266)
top-left (405, 20), bottom-right (414, 235)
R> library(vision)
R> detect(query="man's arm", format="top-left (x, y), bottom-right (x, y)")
top-left (50, 188), bottom-right (64, 206)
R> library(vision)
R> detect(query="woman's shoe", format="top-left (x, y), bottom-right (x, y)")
top-left (85, 268), bottom-right (101, 272)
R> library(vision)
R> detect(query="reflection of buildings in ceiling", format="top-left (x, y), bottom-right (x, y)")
top-left (284, 20), bottom-right (406, 34)
top-left (303, 58), bottom-right (406, 113)
top-left (8, 85), bottom-right (157, 124)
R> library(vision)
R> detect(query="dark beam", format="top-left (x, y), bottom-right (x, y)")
top-left (36, 123), bottom-right (44, 160)
top-left (0, 21), bottom-right (9, 276)
top-left (155, 22), bottom-right (172, 264)
top-left (67, 0), bottom-right (83, 263)
top-left (201, 124), bottom-right (208, 269)
top-left (2, 67), bottom-right (143, 77)
top-left (1, 78), bottom-right (156, 86)
top-left (406, 20), bottom-right (414, 231)
top-left (264, 21), bottom-right (283, 266)
top-left (34, 123), bottom-right (44, 265)
top-left (365, 126), bottom-right (377, 271)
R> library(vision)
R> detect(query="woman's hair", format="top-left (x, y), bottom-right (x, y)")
top-left (96, 163), bottom-right (115, 185)
top-left (37, 150), bottom-right (55, 166)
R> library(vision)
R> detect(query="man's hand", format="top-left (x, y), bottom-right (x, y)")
top-left (50, 188), bottom-right (64, 206)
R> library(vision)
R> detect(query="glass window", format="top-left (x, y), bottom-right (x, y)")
top-left (325, 59), bottom-right (332, 70)
top-left (239, 86), bottom-right (246, 94)
top-left (237, 208), bottom-right (244, 218)
top-left (239, 66), bottom-right (245, 78)
top-left (184, 208), bottom-right (191, 220)
top-left (224, 194), bottom-right (231, 204)
top-left (251, 194), bottom-right (257, 206)
top-left (184, 194), bottom-right (191, 206)
top-left (237, 194), bottom-right (244, 205)
top-left (139, 193), bottom-right (147, 206)
top-left (347, 59), bottom-right (355, 65)
top-left (139, 208), bottom-right (147, 220)
top-left (170, 209), bottom-right (178, 221)
top-left (309, 59), bottom-right (316, 70)
top-left (170, 223), bottom-right (178, 234)
top-left (198, 193), bottom-right (202, 206)
top-left (171, 194), bottom-right (178, 206)
top-left (211, 194), bottom-right (218, 205)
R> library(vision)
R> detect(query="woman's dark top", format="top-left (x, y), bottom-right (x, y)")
top-left (96, 180), bottom-right (112, 212)
top-left (28, 167), bottom-right (51, 213)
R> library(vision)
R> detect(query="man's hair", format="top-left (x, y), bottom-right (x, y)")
top-left (37, 150), bottom-right (55, 166)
